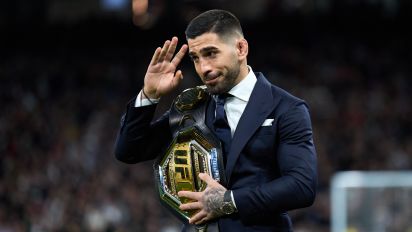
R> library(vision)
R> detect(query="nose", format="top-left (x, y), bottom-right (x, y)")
top-left (198, 59), bottom-right (212, 77)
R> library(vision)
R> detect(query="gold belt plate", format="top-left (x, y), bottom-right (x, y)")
top-left (156, 127), bottom-right (222, 221)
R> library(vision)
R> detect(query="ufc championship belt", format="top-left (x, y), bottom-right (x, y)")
top-left (154, 86), bottom-right (226, 231)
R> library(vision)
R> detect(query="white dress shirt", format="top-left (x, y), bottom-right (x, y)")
top-left (134, 91), bottom-right (160, 107)
top-left (223, 66), bottom-right (257, 137)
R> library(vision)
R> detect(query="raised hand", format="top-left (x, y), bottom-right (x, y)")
top-left (143, 37), bottom-right (188, 99)
top-left (178, 173), bottom-right (227, 225)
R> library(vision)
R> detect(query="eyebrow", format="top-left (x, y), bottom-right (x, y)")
top-left (188, 46), bottom-right (219, 57)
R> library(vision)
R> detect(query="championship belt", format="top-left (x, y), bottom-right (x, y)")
top-left (154, 86), bottom-right (226, 231)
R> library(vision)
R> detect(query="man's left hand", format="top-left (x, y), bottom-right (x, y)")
top-left (178, 173), bottom-right (227, 225)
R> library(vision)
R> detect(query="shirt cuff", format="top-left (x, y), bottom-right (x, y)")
top-left (134, 90), bottom-right (160, 107)
top-left (230, 190), bottom-right (238, 209)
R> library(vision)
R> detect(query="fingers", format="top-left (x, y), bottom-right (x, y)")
top-left (178, 190), bottom-right (202, 201)
top-left (198, 173), bottom-right (217, 186)
top-left (174, 70), bottom-right (183, 83)
top-left (152, 37), bottom-right (187, 67)
top-left (189, 210), bottom-right (208, 224)
top-left (164, 37), bottom-right (178, 62)
top-left (149, 47), bottom-right (161, 66)
top-left (172, 70), bottom-right (183, 88)
top-left (171, 44), bottom-right (188, 67)
top-left (158, 39), bottom-right (171, 63)
top-left (179, 201), bottom-right (202, 211)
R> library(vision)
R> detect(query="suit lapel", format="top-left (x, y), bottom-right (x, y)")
top-left (225, 73), bottom-right (277, 183)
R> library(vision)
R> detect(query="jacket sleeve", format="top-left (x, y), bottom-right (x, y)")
top-left (114, 98), bottom-right (172, 164)
top-left (233, 102), bottom-right (317, 219)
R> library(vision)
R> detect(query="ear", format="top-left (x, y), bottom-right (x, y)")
top-left (236, 38), bottom-right (248, 60)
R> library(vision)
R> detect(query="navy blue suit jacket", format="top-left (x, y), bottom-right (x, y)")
top-left (115, 73), bottom-right (317, 231)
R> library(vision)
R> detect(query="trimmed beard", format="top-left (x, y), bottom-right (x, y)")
top-left (205, 64), bottom-right (240, 95)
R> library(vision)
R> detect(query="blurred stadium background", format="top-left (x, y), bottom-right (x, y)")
top-left (1, 0), bottom-right (412, 231)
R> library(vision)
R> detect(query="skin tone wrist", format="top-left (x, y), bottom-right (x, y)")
top-left (142, 86), bottom-right (159, 99)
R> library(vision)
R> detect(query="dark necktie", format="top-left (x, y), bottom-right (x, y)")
top-left (213, 94), bottom-right (232, 166)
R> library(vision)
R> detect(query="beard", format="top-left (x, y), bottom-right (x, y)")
top-left (204, 64), bottom-right (241, 95)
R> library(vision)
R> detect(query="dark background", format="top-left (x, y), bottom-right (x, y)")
top-left (1, 0), bottom-right (412, 231)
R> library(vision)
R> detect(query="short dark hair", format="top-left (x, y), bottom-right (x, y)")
top-left (185, 9), bottom-right (243, 40)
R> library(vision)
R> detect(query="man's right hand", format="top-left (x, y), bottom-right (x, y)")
top-left (142, 36), bottom-right (188, 99)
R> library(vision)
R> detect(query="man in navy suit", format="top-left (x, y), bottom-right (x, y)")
top-left (115, 9), bottom-right (317, 231)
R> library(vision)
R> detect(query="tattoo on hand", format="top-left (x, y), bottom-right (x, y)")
top-left (203, 187), bottom-right (225, 217)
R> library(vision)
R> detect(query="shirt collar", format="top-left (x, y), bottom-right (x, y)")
top-left (227, 66), bottom-right (257, 102)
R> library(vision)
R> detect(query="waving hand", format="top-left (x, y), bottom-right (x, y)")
top-left (143, 37), bottom-right (188, 99)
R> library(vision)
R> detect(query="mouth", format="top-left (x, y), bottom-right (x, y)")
top-left (204, 73), bottom-right (221, 85)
